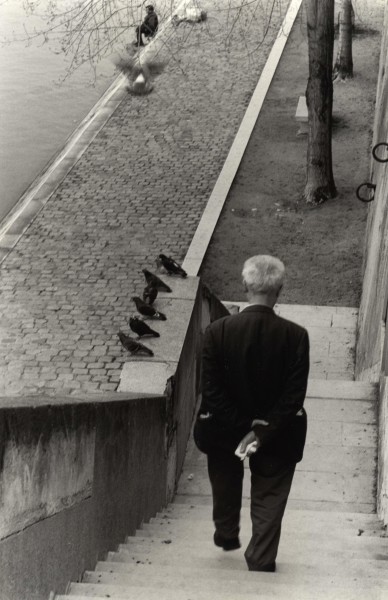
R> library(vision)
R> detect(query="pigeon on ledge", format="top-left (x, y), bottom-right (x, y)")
top-left (132, 296), bottom-right (167, 320)
top-left (143, 284), bottom-right (158, 305)
top-left (142, 269), bottom-right (172, 292)
top-left (129, 316), bottom-right (160, 338)
top-left (118, 331), bottom-right (154, 356)
top-left (158, 254), bottom-right (187, 277)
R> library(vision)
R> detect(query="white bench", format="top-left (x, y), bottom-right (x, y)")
top-left (295, 95), bottom-right (308, 136)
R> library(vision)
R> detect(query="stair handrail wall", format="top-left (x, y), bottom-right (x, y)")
top-left (356, 0), bottom-right (388, 523)
top-left (0, 279), bottom-right (228, 600)
top-left (0, 393), bottom-right (169, 599)
top-left (356, 1), bottom-right (388, 379)
top-left (167, 282), bottom-right (230, 494)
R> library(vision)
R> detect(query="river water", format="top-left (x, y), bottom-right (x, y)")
top-left (0, 1), bottom-right (124, 223)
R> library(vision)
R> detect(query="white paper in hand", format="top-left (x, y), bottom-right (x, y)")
top-left (235, 441), bottom-right (258, 460)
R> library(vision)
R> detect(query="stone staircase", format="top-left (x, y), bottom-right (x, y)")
top-left (56, 305), bottom-right (388, 600)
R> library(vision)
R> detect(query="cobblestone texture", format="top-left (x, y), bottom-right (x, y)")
top-left (0, 0), bottom-right (290, 397)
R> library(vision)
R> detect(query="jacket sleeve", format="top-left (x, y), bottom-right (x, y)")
top-left (201, 323), bottom-right (250, 432)
top-left (144, 13), bottom-right (158, 32)
top-left (253, 329), bottom-right (310, 446)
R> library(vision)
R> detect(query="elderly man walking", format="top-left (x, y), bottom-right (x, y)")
top-left (194, 255), bottom-right (310, 572)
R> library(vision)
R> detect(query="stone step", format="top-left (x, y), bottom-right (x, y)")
top-left (158, 504), bottom-right (380, 523)
top-left (153, 512), bottom-right (388, 538)
top-left (61, 595), bottom-right (278, 600)
top-left (142, 516), bottom-right (386, 538)
top-left (303, 397), bottom-right (376, 423)
top-left (60, 595), bottom-right (274, 600)
top-left (361, 531), bottom-right (388, 538)
top-left (82, 567), bottom-right (388, 593)
top-left (306, 379), bottom-right (377, 401)
top-left (96, 559), bottom-right (388, 584)
top-left (135, 524), bottom-right (387, 544)
top-left (305, 419), bottom-right (377, 448)
top-left (187, 443), bottom-right (376, 474)
top-left (172, 493), bottom-right (376, 513)
top-left (124, 529), bottom-right (388, 553)
top-left (66, 585), bottom-right (271, 600)
top-left (58, 597), bottom-right (125, 600)
top-left (65, 582), bottom-right (386, 600)
top-left (176, 466), bottom-right (376, 505)
top-left (304, 420), bottom-right (375, 448)
top-left (108, 548), bottom-right (388, 577)
top-left (308, 369), bottom-right (354, 381)
top-left (58, 597), bottom-right (127, 600)
top-left (276, 303), bottom-right (358, 325)
top-left (297, 444), bottom-right (376, 472)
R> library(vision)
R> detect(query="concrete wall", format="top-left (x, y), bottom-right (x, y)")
top-left (170, 280), bottom-right (229, 486)
top-left (356, 2), bottom-right (388, 380)
top-left (118, 276), bottom-right (229, 501)
top-left (377, 377), bottom-right (388, 523)
top-left (0, 277), bottom-right (228, 599)
top-left (356, 2), bottom-right (388, 523)
top-left (0, 394), bottom-right (167, 600)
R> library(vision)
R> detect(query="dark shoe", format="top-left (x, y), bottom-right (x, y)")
top-left (133, 41), bottom-right (145, 47)
top-left (213, 532), bottom-right (241, 551)
top-left (248, 561), bottom-right (276, 572)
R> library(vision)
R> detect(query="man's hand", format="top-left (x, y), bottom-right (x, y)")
top-left (238, 430), bottom-right (260, 455)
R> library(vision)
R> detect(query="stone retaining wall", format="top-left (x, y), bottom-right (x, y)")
top-left (0, 393), bottom-right (167, 600)
top-left (0, 279), bottom-right (227, 599)
top-left (356, 1), bottom-right (388, 523)
top-left (356, 2), bottom-right (388, 380)
top-left (377, 377), bottom-right (388, 523)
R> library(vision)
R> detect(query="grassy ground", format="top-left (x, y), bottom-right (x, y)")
top-left (200, 4), bottom-right (385, 306)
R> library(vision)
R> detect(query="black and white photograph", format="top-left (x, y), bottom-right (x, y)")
top-left (0, 0), bottom-right (387, 598)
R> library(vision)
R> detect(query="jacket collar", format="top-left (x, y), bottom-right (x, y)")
top-left (240, 304), bottom-right (274, 314)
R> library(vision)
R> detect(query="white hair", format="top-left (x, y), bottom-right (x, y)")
top-left (242, 255), bottom-right (285, 295)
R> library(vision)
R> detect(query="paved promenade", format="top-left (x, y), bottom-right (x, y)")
top-left (0, 0), bottom-right (290, 397)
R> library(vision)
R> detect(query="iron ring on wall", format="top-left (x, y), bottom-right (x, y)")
top-left (372, 142), bottom-right (388, 163)
top-left (356, 182), bottom-right (376, 203)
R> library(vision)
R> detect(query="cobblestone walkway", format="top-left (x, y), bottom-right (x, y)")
top-left (0, 0), bottom-right (290, 396)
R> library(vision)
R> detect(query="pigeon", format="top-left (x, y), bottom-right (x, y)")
top-left (142, 269), bottom-right (172, 292)
top-left (158, 254), bottom-right (187, 278)
top-left (143, 284), bottom-right (158, 305)
top-left (129, 316), bottom-right (160, 338)
top-left (117, 331), bottom-right (154, 356)
top-left (132, 296), bottom-right (167, 320)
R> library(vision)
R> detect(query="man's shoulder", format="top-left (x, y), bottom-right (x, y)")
top-left (236, 308), bottom-right (307, 337)
top-left (206, 314), bottom-right (230, 333)
top-left (207, 311), bottom-right (308, 335)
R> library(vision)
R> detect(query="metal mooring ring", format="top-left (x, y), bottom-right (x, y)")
top-left (356, 182), bottom-right (376, 203)
top-left (372, 142), bottom-right (388, 163)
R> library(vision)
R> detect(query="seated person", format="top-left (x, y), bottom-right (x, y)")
top-left (134, 5), bottom-right (158, 47)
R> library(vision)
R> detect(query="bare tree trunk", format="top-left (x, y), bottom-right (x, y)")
top-left (333, 0), bottom-right (354, 80)
top-left (304, 0), bottom-right (337, 205)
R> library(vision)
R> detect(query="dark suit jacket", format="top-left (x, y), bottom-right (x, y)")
top-left (198, 305), bottom-right (310, 464)
top-left (143, 11), bottom-right (158, 34)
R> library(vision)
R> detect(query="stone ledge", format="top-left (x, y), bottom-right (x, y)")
top-left (0, 391), bottom-right (162, 410)
top-left (118, 276), bottom-right (201, 395)
top-left (119, 361), bottom-right (176, 396)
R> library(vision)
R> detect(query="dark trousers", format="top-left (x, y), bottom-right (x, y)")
top-left (207, 448), bottom-right (295, 570)
top-left (135, 24), bottom-right (156, 45)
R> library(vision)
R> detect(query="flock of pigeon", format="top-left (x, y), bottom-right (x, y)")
top-left (118, 254), bottom-right (187, 357)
